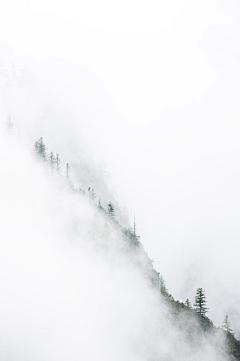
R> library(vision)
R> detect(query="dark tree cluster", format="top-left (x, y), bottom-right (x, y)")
top-left (34, 137), bottom-right (73, 177)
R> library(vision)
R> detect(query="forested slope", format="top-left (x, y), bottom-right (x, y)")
top-left (33, 134), bottom-right (240, 361)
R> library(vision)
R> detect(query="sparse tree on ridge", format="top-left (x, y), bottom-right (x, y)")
top-left (185, 299), bottom-right (192, 308)
top-left (66, 163), bottom-right (70, 179)
top-left (88, 187), bottom-right (97, 201)
top-left (35, 137), bottom-right (47, 161)
top-left (34, 141), bottom-right (38, 154)
top-left (48, 152), bottom-right (56, 169)
top-left (55, 153), bottom-right (60, 171)
top-left (222, 315), bottom-right (233, 334)
top-left (91, 188), bottom-right (96, 200)
top-left (194, 288), bottom-right (208, 317)
top-left (133, 213), bottom-right (137, 236)
top-left (108, 202), bottom-right (115, 220)
top-left (6, 115), bottom-right (14, 133)
top-left (159, 275), bottom-right (168, 296)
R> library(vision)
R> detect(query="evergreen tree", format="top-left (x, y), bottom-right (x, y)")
top-left (48, 152), bottom-right (56, 169)
top-left (66, 163), bottom-right (70, 179)
top-left (34, 141), bottom-right (39, 155)
top-left (185, 299), bottom-right (192, 308)
top-left (159, 275), bottom-right (168, 296)
top-left (88, 187), bottom-right (96, 201)
top-left (6, 115), bottom-right (14, 133)
top-left (55, 153), bottom-right (60, 172)
top-left (108, 202), bottom-right (115, 220)
top-left (35, 137), bottom-right (47, 161)
top-left (194, 288), bottom-right (208, 317)
top-left (91, 188), bottom-right (96, 200)
top-left (133, 214), bottom-right (137, 236)
top-left (38, 137), bottom-right (47, 160)
top-left (222, 315), bottom-right (233, 334)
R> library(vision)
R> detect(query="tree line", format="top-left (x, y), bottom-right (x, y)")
top-left (34, 137), bottom-right (125, 226)
top-left (33, 136), bottom-right (240, 343)
top-left (5, 121), bottom-right (240, 359)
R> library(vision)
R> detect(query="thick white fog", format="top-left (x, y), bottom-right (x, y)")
top-left (1, 0), bottom-right (240, 356)
top-left (0, 109), bottom-right (231, 361)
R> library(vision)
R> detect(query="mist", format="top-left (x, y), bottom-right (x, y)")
top-left (1, 0), bottom-right (240, 358)
top-left (0, 111), bottom-right (230, 361)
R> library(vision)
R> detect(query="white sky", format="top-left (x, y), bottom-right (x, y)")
top-left (1, 0), bottom-right (240, 332)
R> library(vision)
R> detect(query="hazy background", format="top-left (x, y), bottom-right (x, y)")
top-left (1, 0), bottom-right (240, 336)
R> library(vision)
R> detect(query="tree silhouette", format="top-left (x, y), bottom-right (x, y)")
top-left (108, 202), bottom-right (115, 220)
top-left (55, 153), bottom-right (60, 171)
top-left (222, 315), bottom-right (233, 334)
top-left (88, 187), bottom-right (96, 201)
top-left (185, 299), bottom-right (192, 308)
top-left (48, 152), bottom-right (56, 169)
top-left (6, 115), bottom-right (14, 133)
top-left (66, 163), bottom-right (70, 179)
top-left (35, 137), bottom-right (47, 161)
top-left (194, 288), bottom-right (208, 317)
top-left (159, 275), bottom-right (168, 296)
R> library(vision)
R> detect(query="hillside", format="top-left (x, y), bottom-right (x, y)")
top-left (2, 127), bottom-right (238, 361)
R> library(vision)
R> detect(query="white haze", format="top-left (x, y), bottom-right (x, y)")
top-left (1, 0), bottom-right (240, 351)
top-left (0, 117), bottom-right (229, 361)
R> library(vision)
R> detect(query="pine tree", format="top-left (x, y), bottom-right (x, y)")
top-left (6, 115), bottom-right (14, 133)
top-left (35, 137), bottom-right (47, 161)
top-left (48, 152), bottom-right (56, 169)
top-left (222, 315), bottom-right (233, 334)
top-left (159, 275), bottom-right (168, 296)
top-left (133, 213), bottom-right (137, 236)
top-left (91, 188), bottom-right (96, 200)
top-left (34, 141), bottom-right (39, 155)
top-left (55, 153), bottom-right (60, 172)
top-left (88, 187), bottom-right (96, 201)
top-left (185, 299), bottom-right (192, 308)
top-left (38, 137), bottom-right (47, 160)
top-left (194, 288), bottom-right (208, 317)
top-left (108, 202), bottom-right (115, 220)
top-left (66, 163), bottom-right (70, 179)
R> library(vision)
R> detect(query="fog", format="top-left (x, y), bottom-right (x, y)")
top-left (0, 113), bottom-right (230, 361)
top-left (1, 0), bottom-right (240, 357)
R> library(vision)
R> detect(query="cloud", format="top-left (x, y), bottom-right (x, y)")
top-left (0, 88), bottom-right (231, 360)
top-left (1, 0), bottom-right (240, 355)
